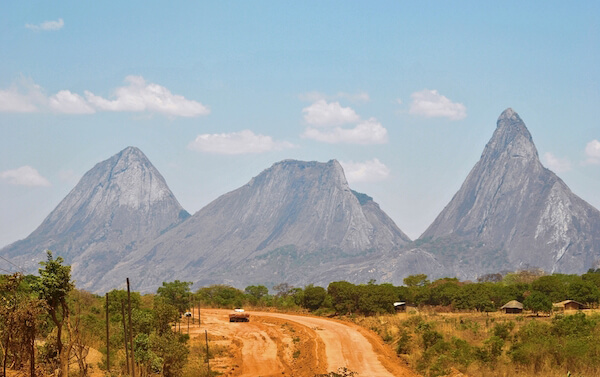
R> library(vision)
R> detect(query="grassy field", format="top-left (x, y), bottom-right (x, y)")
top-left (348, 308), bottom-right (600, 377)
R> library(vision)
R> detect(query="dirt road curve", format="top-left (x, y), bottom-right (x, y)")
top-left (192, 309), bottom-right (418, 377)
top-left (252, 311), bottom-right (405, 376)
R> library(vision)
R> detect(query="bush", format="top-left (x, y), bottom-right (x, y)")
top-left (396, 329), bottom-right (412, 354)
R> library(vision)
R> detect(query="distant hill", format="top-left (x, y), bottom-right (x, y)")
top-left (97, 159), bottom-right (415, 292)
top-left (419, 108), bottom-right (600, 279)
top-left (0, 147), bottom-right (189, 291)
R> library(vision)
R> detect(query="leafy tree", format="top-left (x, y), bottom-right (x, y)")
top-left (302, 285), bottom-right (327, 311)
top-left (403, 274), bottom-right (430, 288)
top-left (106, 289), bottom-right (141, 316)
top-left (157, 280), bottom-right (192, 316)
top-left (33, 251), bottom-right (75, 377)
top-left (244, 285), bottom-right (269, 304)
top-left (149, 331), bottom-right (189, 377)
top-left (153, 296), bottom-right (179, 335)
top-left (523, 290), bottom-right (552, 315)
top-left (452, 283), bottom-right (495, 312)
top-left (356, 283), bottom-right (397, 315)
top-left (328, 281), bottom-right (359, 314)
top-left (429, 279), bottom-right (461, 306)
top-left (567, 279), bottom-right (600, 305)
top-left (582, 271), bottom-right (600, 289)
top-left (532, 275), bottom-right (567, 303)
top-left (196, 285), bottom-right (245, 308)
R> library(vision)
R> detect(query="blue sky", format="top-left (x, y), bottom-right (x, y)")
top-left (1, 1), bottom-right (599, 249)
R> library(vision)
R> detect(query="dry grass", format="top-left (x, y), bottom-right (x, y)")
top-left (348, 309), bottom-right (600, 377)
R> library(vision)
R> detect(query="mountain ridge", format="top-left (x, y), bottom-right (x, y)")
top-left (96, 158), bottom-right (413, 292)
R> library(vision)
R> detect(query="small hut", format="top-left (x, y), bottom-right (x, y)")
top-left (394, 302), bottom-right (406, 312)
top-left (553, 300), bottom-right (587, 311)
top-left (500, 300), bottom-right (523, 314)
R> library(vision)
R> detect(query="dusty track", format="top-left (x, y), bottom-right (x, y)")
top-left (188, 309), bottom-right (418, 376)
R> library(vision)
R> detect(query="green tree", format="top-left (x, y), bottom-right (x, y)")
top-left (429, 279), bottom-right (461, 306)
top-left (302, 285), bottom-right (327, 311)
top-left (532, 275), bottom-right (567, 303)
top-left (106, 289), bottom-right (141, 316)
top-left (33, 251), bottom-right (75, 377)
top-left (523, 291), bottom-right (552, 316)
top-left (567, 279), bottom-right (600, 305)
top-left (403, 274), bottom-right (430, 288)
top-left (328, 281), bottom-right (359, 314)
top-left (244, 285), bottom-right (269, 304)
top-left (149, 331), bottom-right (189, 377)
top-left (153, 296), bottom-right (179, 335)
top-left (196, 285), bottom-right (245, 308)
top-left (356, 283), bottom-right (397, 315)
top-left (157, 280), bottom-right (192, 316)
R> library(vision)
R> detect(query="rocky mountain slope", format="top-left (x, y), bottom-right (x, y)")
top-left (420, 108), bottom-right (600, 278)
top-left (0, 147), bottom-right (189, 290)
top-left (97, 159), bottom-right (417, 292)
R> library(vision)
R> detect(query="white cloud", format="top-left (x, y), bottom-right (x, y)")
top-left (0, 166), bottom-right (51, 187)
top-left (0, 79), bottom-right (45, 112)
top-left (543, 152), bottom-right (572, 173)
top-left (0, 76), bottom-right (209, 117)
top-left (25, 18), bottom-right (64, 31)
top-left (585, 140), bottom-right (600, 165)
top-left (302, 99), bottom-right (360, 126)
top-left (188, 130), bottom-right (295, 155)
top-left (85, 75), bottom-right (209, 117)
top-left (49, 90), bottom-right (95, 114)
top-left (302, 118), bottom-right (388, 144)
top-left (340, 159), bottom-right (391, 183)
top-left (409, 89), bottom-right (466, 120)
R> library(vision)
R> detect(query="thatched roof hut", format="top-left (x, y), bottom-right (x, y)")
top-left (501, 300), bottom-right (523, 314)
top-left (553, 300), bottom-right (587, 311)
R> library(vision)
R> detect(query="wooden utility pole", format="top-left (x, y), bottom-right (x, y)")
top-left (127, 278), bottom-right (136, 377)
top-left (30, 327), bottom-right (35, 377)
top-left (105, 293), bottom-right (110, 372)
top-left (121, 301), bottom-right (129, 375)
top-left (205, 330), bottom-right (210, 375)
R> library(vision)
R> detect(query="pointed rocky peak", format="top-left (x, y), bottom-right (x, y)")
top-left (482, 108), bottom-right (538, 161)
top-left (420, 108), bottom-right (600, 279)
top-left (2, 146), bottom-right (189, 290)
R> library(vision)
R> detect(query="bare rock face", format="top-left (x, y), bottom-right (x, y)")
top-left (99, 159), bottom-right (412, 292)
top-left (420, 108), bottom-right (600, 277)
top-left (1, 147), bottom-right (189, 290)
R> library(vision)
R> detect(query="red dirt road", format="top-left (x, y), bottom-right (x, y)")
top-left (191, 309), bottom-right (418, 377)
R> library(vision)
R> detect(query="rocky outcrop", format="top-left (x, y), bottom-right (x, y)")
top-left (98, 159), bottom-right (413, 292)
top-left (0, 147), bottom-right (189, 290)
top-left (420, 108), bottom-right (600, 277)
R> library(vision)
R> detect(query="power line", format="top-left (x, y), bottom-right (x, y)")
top-left (0, 265), bottom-right (14, 274)
top-left (0, 255), bottom-right (24, 273)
